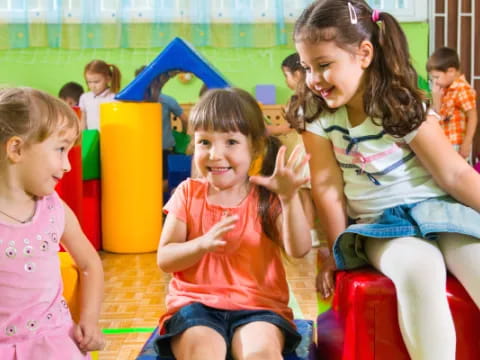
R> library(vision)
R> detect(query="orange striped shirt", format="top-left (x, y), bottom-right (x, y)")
top-left (439, 75), bottom-right (477, 145)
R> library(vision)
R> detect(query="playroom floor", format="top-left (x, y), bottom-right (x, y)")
top-left (98, 246), bottom-right (322, 360)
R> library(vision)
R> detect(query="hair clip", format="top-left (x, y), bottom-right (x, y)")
top-left (371, 9), bottom-right (381, 23)
top-left (348, 2), bottom-right (358, 24)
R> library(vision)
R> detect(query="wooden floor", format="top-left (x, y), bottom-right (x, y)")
top-left (98, 248), bottom-right (320, 360)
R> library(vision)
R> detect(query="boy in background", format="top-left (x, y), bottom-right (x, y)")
top-left (58, 81), bottom-right (84, 107)
top-left (427, 47), bottom-right (477, 160)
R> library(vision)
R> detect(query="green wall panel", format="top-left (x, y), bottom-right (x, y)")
top-left (0, 23), bottom-right (428, 106)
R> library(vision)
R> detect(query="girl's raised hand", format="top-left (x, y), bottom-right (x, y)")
top-left (250, 145), bottom-right (310, 201)
top-left (198, 214), bottom-right (238, 253)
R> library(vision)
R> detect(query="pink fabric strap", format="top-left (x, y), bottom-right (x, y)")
top-left (372, 9), bottom-right (381, 23)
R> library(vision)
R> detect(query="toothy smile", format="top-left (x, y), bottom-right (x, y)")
top-left (317, 86), bottom-right (334, 98)
top-left (208, 167), bottom-right (231, 173)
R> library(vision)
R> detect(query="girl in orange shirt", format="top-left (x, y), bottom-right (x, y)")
top-left (156, 87), bottom-right (312, 359)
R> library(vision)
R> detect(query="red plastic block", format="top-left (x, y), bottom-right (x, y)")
top-left (56, 145), bottom-right (84, 252)
top-left (317, 269), bottom-right (480, 359)
top-left (56, 145), bottom-right (83, 224)
top-left (82, 179), bottom-right (102, 250)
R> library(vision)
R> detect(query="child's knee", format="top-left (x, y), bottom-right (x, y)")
top-left (171, 326), bottom-right (226, 359)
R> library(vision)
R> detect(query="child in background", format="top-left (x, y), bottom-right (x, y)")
top-left (156, 87), bottom-right (311, 359)
top-left (427, 47), bottom-right (478, 161)
top-left (135, 67), bottom-right (188, 192)
top-left (58, 81), bottom-right (84, 107)
top-left (0, 87), bottom-right (104, 359)
top-left (290, 1), bottom-right (480, 359)
top-left (273, 52), bottom-right (323, 248)
top-left (266, 53), bottom-right (304, 137)
top-left (79, 59), bottom-right (121, 130)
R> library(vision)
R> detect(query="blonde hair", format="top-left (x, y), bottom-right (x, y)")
top-left (0, 87), bottom-right (80, 149)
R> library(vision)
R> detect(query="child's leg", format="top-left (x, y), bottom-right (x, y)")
top-left (438, 233), bottom-right (480, 307)
top-left (230, 322), bottom-right (284, 360)
top-left (170, 326), bottom-right (227, 360)
top-left (364, 236), bottom-right (456, 360)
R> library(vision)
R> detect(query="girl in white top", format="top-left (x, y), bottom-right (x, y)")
top-left (288, 1), bottom-right (480, 359)
top-left (79, 59), bottom-right (121, 130)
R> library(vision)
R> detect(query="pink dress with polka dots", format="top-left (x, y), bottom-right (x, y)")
top-left (0, 192), bottom-right (90, 360)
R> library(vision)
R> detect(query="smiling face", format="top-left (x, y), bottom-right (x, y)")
top-left (85, 71), bottom-right (110, 96)
top-left (193, 129), bottom-right (254, 192)
top-left (17, 128), bottom-right (76, 197)
top-left (296, 39), bottom-right (371, 110)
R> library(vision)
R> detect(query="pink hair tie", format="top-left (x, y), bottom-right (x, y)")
top-left (371, 9), bottom-right (381, 23)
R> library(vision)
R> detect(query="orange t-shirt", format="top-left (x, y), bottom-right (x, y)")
top-left (439, 75), bottom-right (477, 145)
top-left (159, 178), bottom-right (293, 332)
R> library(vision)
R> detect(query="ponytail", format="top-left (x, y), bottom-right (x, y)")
top-left (108, 63), bottom-right (122, 93)
top-left (366, 11), bottom-right (426, 136)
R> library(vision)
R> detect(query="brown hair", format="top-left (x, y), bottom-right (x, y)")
top-left (426, 47), bottom-right (460, 72)
top-left (0, 87), bottom-right (80, 149)
top-left (84, 59), bottom-right (122, 93)
top-left (58, 81), bottom-right (84, 104)
top-left (189, 87), bottom-right (283, 246)
top-left (281, 53), bottom-right (304, 74)
top-left (287, 0), bottom-right (426, 137)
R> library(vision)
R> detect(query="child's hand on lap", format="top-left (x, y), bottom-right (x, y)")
top-left (73, 319), bottom-right (105, 352)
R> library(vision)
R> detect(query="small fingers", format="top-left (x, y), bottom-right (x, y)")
top-left (285, 144), bottom-right (303, 169)
top-left (293, 152), bottom-right (310, 174)
top-left (274, 145), bottom-right (287, 172)
top-left (79, 333), bottom-right (94, 351)
top-left (215, 215), bottom-right (238, 235)
top-left (249, 174), bottom-right (269, 188)
top-left (73, 324), bottom-right (83, 344)
top-left (323, 272), bottom-right (335, 299)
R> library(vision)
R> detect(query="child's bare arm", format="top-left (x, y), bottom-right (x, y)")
top-left (411, 115), bottom-right (480, 211)
top-left (302, 131), bottom-right (348, 298)
top-left (61, 202), bottom-right (104, 352)
top-left (460, 108), bottom-right (478, 158)
top-left (250, 145), bottom-right (312, 258)
top-left (157, 213), bottom-right (237, 273)
top-left (179, 112), bottom-right (189, 133)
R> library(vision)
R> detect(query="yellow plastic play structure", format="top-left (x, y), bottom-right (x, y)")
top-left (100, 102), bottom-right (163, 253)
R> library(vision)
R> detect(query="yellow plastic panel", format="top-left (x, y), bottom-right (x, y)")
top-left (59, 252), bottom-right (80, 322)
top-left (100, 102), bottom-right (163, 253)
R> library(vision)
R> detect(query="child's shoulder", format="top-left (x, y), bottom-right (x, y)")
top-left (175, 177), bottom-right (208, 197)
top-left (305, 106), bottom-right (348, 133)
top-left (451, 75), bottom-right (474, 90)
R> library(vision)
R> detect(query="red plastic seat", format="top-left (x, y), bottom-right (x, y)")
top-left (317, 269), bottom-right (480, 359)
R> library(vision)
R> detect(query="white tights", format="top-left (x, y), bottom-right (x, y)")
top-left (364, 234), bottom-right (480, 360)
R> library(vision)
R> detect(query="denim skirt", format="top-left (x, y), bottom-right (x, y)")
top-left (334, 196), bottom-right (480, 270)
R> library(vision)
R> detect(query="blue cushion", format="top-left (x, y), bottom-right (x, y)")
top-left (136, 319), bottom-right (316, 360)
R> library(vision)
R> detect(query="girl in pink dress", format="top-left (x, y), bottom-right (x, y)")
top-left (0, 87), bottom-right (104, 359)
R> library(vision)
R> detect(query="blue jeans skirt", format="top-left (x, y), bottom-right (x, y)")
top-left (154, 302), bottom-right (301, 359)
top-left (334, 196), bottom-right (480, 270)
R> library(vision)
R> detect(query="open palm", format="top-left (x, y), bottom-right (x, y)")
top-left (250, 145), bottom-right (310, 201)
